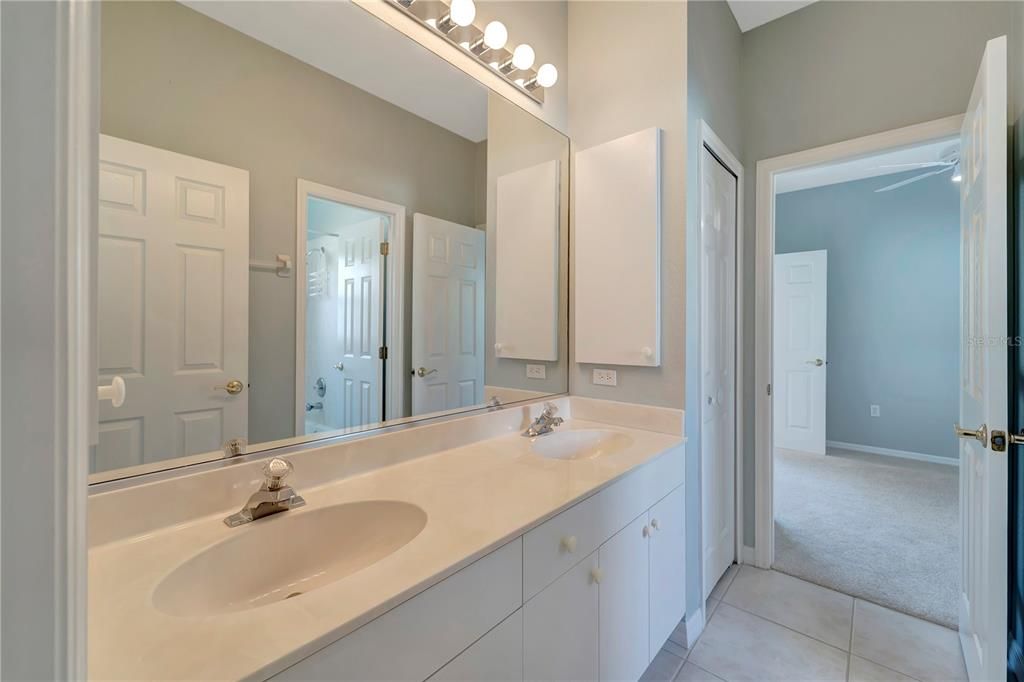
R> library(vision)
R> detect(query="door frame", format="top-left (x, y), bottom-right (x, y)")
top-left (695, 120), bottom-right (745, 580)
top-left (294, 180), bottom-right (407, 433)
top-left (752, 114), bottom-right (964, 567)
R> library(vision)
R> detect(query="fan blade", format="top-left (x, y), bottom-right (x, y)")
top-left (874, 166), bottom-right (953, 192)
top-left (877, 161), bottom-right (955, 169)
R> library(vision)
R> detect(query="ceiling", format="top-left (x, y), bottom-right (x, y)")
top-left (726, 0), bottom-right (818, 32)
top-left (775, 137), bottom-right (960, 194)
top-left (181, 1), bottom-right (489, 142)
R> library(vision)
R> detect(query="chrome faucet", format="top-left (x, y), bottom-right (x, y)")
top-left (224, 458), bottom-right (306, 527)
top-left (523, 402), bottom-right (564, 437)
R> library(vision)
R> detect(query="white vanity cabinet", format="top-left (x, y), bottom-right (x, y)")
top-left (269, 445), bottom-right (685, 682)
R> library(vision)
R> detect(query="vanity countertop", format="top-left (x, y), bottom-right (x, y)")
top-left (88, 418), bottom-right (682, 681)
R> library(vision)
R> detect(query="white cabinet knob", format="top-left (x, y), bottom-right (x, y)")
top-left (651, 518), bottom-right (660, 531)
top-left (642, 525), bottom-right (651, 538)
top-left (560, 535), bottom-right (578, 553)
top-left (494, 343), bottom-right (503, 353)
top-left (590, 567), bottom-right (603, 585)
top-left (97, 376), bottom-right (126, 408)
top-left (641, 346), bottom-right (653, 359)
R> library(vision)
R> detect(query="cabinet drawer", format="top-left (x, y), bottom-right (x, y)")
top-left (523, 444), bottom-right (684, 600)
top-left (429, 610), bottom-right (523, 682)
top-left (272, 539), bottom-right (522, 681)
top-left (523, 493), bottom-right (603, 600)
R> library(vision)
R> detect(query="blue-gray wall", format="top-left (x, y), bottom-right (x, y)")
top-left (775, 170), bottom-right (960, 459)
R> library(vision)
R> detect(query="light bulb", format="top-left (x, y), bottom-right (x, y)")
top-left (536, 63), bottom-right (558, 88)
top-left (952, 173), bottom-right (962, 183)
top-left (449, 0), bottom-right (475, 27)
top-left (512, 44), bottom-right (535, 70)
top-left (483, 21), bottom-right (508, 50)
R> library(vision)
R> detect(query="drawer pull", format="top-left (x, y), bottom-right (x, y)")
top-left (560, 535), bottom-right (578, 553)
top-left (651, 518), bottom-right (660, 531)
top-left (590, 567), bottom-right (603, 585)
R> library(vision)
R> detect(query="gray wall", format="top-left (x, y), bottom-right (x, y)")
top-left (567, 1), bottom-right (687, 408)
top-left (736, 0), bottom-right (1013, 545)
top-left (100, 1), bottom-right (483, 444)
top-left (684, 0), bottom-right (743, 619)
top-left (776, 171), bottom-right (960, 459)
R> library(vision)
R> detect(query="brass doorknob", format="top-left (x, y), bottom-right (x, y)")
top-left (416, 367), bottom-right (437, 378)
top-left (954, 423), bottom-right (987, 444)
top-left (215, 379), bottom-right (244, 395)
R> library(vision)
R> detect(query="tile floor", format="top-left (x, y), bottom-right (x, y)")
top-left (640, 564), bottom-right (968, 682)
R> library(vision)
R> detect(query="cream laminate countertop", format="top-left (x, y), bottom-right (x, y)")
top-left (89, 419), bottom-right (682, 681)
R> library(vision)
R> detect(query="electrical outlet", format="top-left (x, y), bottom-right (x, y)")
top-left (526, 364), bottom-right (546, 380)
top-left (870, 404), bottom-right (880, 417)
top-left (592, 368), bottom-right (617, 386)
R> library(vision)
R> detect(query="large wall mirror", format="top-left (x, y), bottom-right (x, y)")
top-left (94, 0), bottom-right (569, 483)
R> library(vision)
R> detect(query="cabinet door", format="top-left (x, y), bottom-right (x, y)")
top-left (649, 486), bottom-right (686, 658)
top-left (599, 514), bottom-right (651, 682)
top-left (524, 553), bottom-right (600, 682)
top-left (430, 610), bottom-right (523, 682)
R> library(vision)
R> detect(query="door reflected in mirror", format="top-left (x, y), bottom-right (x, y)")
top-left (93, 0), bottom-right (568, 482)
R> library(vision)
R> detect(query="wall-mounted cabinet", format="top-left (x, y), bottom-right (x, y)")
top-left (574, 128), bottom-right (662, 367)
top-left (270, 445), bottom-right (685, 682)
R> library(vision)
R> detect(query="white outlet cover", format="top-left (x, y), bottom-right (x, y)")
top-left (870, 405), bottom-right (880, 417)
top-left (592, 368), bottom-right (617, 386)
top-left (526, 364), bottom-right (546, 380)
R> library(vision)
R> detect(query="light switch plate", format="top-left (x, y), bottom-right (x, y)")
top-left (592, 368), bottom-right (617, 386)
top-left (870, 404), bottom-right (880, 417)
top-left (526, 364), bottom-right (546, 380)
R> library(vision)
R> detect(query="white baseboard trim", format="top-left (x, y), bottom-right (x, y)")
top-left (684, 605), bottom-right (706, 649)
top-left (740, 544), bottom-right (756, 564)
top-left (826, 440), bottom-right (958, 467)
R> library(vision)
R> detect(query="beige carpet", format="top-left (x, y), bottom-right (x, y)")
top-left (773, 447), bottom-right (959, 628)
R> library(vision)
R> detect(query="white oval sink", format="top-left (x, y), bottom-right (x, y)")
top-left (530, 429), bottom-right (632, 460)
top-left (153, 500), bottom-right (427, 616)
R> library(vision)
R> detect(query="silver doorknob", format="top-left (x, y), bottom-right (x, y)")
top-left (954, 423), bottom-right (988, 444)
top-left (416, 367), bottom-right (437, 378)
top-left (214, 379), bottom-right (244, 395)
top-left (805, 358), bottom-right (825, 367)
top-left (333, 362), bottom-right (344, 372)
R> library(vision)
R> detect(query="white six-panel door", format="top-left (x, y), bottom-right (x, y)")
top-left (773, 250), bottom-right (828, 455)
top-left (336, 217), bottom-right (384, 428)
top-left (701, 147), bottom-right (738, 599)
top-left (411, 213), bottom-right (485, 416)
top-left (96, 135), bottom-right (249, 472)
top-left (957, 35), bottom-right (1007, 682)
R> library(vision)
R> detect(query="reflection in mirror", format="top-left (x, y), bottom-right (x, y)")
top-left (94, 0), bottom-right (568, 482)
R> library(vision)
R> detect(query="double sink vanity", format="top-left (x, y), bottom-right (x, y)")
top-left (88, 397), bottom-right (686, 681)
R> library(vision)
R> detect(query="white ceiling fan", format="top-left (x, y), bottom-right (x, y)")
top-left (874, 144), bottom-right (961, 192)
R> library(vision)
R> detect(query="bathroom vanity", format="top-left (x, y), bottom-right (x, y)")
top-left (87, 398), bottom-right (685, 681)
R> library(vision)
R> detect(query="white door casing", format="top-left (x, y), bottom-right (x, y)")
top-left (411, 213), bottom-right (485, 416)
top-left (957, 35), bottom-right (1007, 682)
top-left (773, 250), bottom-right (827, 455)
top-left (96, 135), bottom-right (249, 473)
top-left (700, 147), bottom-right (738, 599)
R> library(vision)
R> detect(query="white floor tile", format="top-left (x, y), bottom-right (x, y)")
top-left (668, 616), bottom-right (689, 649)
top-left (723, 567), bottom-right (854, 650)
top-left (675, 661), bottom-right (725, 681)
top-left (848, 655), bottom-right (918, 682)
top-left (641, 649), bottom-right (685, 682)
top-left (706, 597), bottom-right (721, 622)
top-left (689, 603), bottom-right (848, 681)
top-left (710, 564), bottom-right (739, 602)
top-left (851, 600), bottom-right (967, 681)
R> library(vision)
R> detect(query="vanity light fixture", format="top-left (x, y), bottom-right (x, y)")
top-left (387, 0), bottom-right (556, 104)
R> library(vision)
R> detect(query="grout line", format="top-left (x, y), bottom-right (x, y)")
top-left (717, 601), bottom-right (851, 655)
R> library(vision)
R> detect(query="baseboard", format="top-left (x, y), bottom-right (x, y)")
top-left (826, 440), bottom-right (958, 467)
top-left (683, 605), bottom-right (706, 649)
top-left (740, 544), bottom-right (756, 564)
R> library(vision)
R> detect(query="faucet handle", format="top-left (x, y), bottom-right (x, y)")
top-left (541, 402), bottom-right (559, 417)
top-left (263, 458), bottom-right (293, 490)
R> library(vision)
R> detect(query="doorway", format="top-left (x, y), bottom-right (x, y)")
top-left (755, 35), bottom-right (1009, 680)
top-left (294, 180), bottom-right (407, 435)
